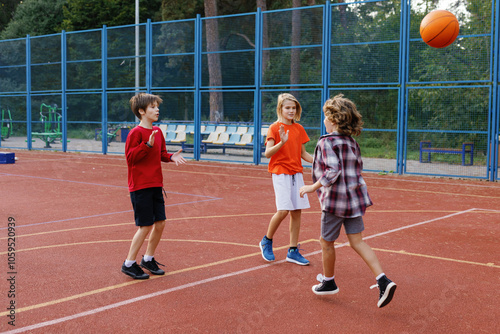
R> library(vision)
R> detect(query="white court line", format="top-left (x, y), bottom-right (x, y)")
top-left (364, 176), bottom-right (500, 189)
top-left (301, 208), bottom-right (478, 257)
top-left (472, 207), bottom-right (500, 213)
top-left (1, 208), bottom-right (477, 334)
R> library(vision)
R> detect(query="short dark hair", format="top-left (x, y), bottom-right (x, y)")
top-left (129, 93), bottom-right (163, 119)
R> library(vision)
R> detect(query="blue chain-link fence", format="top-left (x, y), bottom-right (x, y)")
top-left (0, 0), bottom-right (499, 181)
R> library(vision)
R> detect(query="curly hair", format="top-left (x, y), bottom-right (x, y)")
top-left (129, 93), bottom-right (163, 119)
top-left (323, 94), bottom-right (363, 136)
top-left (276, 93), bottom-right (302, 122)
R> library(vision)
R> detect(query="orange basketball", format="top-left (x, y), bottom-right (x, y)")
top-left (420, 10), bottom-right (459, 48)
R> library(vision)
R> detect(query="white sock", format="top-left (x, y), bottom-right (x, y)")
top-left (143, 255), bottom-right (154, 262)
top-left (324, 276), bottom-right (335, 281)
top-left (376, 273), bottom-right (386, 281)
top-left (124, 260), bottom-right (135, 267)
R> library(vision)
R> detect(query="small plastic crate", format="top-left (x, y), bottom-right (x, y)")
top-left (0, 152), bottom-right (15, 164)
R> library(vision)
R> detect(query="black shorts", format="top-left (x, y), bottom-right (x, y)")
top-left (130, 187), bottom-right (166, 226)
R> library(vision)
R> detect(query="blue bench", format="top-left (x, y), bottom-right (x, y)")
top-left (419, 141), bottom-right (474, 166)
top-left (161, 122), bottom-right (269, 154)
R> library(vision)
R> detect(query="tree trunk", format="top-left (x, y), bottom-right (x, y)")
top-left (338, 0), bottom-right (347, 29)
top-left (290, 0), bottom-right (301, 96)
top-left (257, 0), bottom-right (270, 73)
top-left (204, 0), bottom-right (224, 122)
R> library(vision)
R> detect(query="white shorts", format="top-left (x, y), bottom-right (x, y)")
top-left (272, 173), bottom-right (310, 211)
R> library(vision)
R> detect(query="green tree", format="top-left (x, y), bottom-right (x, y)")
top-left (1, 0), bottom-right (66, 39)
top-left (61, 0), bottom-right (162, 32)
top-left (161, 0), bottom-right (204, 21)
top-left (0, 0), bottom-right (21, 36)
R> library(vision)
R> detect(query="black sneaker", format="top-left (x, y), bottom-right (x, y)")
top-left (121, 262), bottom-right (149, 280)
top-left (312, 274), bottom-right (339, 295)
top-left (140, 257), bottom-right (165, 275)
top-left (371, 275), bottom-right (397, 308)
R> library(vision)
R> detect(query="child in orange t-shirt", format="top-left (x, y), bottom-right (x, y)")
top-left (259, 93), bottom-right (314, 265)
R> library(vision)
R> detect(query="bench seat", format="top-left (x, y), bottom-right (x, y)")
top-left (419, 141), bottom-right (474, 166)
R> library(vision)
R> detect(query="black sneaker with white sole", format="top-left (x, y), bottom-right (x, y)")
top-left (371, 275), bottom-right (397, 308)
top-left (140, 257), bottom-right (165, 275)
top-left (121, 262), bottom-right (149, 280)
top-left (312, 274), bottom-right (339, 295)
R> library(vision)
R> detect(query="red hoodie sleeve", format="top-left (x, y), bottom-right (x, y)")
top-left (125, 128), bottom-right (151, 165)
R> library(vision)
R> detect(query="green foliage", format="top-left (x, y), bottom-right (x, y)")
top-left (1, 0), bottom-right (66, 39)
top-left (61, 0), bottom-right (162, 32)
top-left (161, 0), bottom-right (204, 21)
top-left (0, 0), bottom-right (20, 34)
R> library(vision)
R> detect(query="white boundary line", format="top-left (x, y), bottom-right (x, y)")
top-left (302, 208), bottom-right (478, 257)
top-left (1, 208), bottom-right (478, 334)
top-left (472, 207), bottom-right (500, 213)
top-left (364, 176), bottom-right (500, 189)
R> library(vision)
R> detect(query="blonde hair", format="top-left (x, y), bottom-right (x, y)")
top-left (129, 93), bottom-right (163, 119)
top-left (323, 94), bottom-right (363, 136)
top-left (276, 93), bottom-right (302, 122)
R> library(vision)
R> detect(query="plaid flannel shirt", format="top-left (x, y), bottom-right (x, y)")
top-left (311, 132), bottom-right (372, 218)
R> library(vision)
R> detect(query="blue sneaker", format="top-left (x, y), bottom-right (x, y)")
top-left (259, 236), bottom-right (275, 261)
top-left (286, 247), bottom-right (309, 266)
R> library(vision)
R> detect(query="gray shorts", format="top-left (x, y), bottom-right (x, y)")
top-left (321, 211), bottom-right (365, 242)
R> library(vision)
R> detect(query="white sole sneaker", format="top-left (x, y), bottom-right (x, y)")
top-left (286, 256), bottom-right (309, 266)
top-left (378, 282), bottom-right (397, 308)
top-left (259, 242), bottom-right (274, 262)
top-left (312, 284), bottom-right (339, 295)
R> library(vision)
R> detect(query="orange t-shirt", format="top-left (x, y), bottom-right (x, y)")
top-left (266, 122), bottom-right (310, 175)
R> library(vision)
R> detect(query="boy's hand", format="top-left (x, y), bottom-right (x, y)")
top-left (148, 130), bottom-right (158, 147)
top-left (279, 125), bottom-right (289, 144)
top-left (171, 149), bottom-right (187, 166)
top-left (299, 185), bottom-right (314, 198)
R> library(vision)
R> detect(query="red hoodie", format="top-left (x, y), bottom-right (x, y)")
top-left (125, 125), bottom-right (173, 192)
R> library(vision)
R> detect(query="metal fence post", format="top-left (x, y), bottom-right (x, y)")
top-left (194, 14), bottom-right (202, 161)
top-left (102, 25), bottom-right (108, 154)
top-left (254, 8), bottom-right (262, 165)
top-left (397, 0), bottom-right (409, 175)
top-left (26, 35), bottom-right (32, 150)
top-left (146, 19), bottom-right (152, 94)
top-left (61, 30), bottom-right (68, 152)
top-left (321, 0), bottom-right (332, 137)
top-left (490, 0), bottom-right (499, 181)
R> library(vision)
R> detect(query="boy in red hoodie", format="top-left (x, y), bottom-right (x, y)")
top-left (121, 93), bottom-right (186, 279)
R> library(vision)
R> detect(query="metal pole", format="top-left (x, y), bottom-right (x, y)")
top-left (61, 30), bottom-right (67, 152)
top-left (194, 14), bottom-right (202, 161)
top-left (253, 8), bottom-right (262, 165)
top-left (491, 0), bottom-right (499, 181)
top-left (102, 25), bottom-right (108, 154)
top-left (321, 0), bottom-right (332, 137)
top-left (26, 35), bottom-right (32, 150)
top-left (397, 0), bottom-right (409, 175)
top-left (135, 0), bottom-right (140, 91)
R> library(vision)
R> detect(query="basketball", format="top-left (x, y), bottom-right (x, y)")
top-left (420, 10), bottom-right (459, 48)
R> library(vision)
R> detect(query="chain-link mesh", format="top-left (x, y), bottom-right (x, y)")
top-left (331, 1), bottom-right (401, 85)
top-left (0, 2), bottom-right (498, 179)
top-left (406, 87), bottom-right (489, 177)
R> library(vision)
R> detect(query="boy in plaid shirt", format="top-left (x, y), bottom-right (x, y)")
top-left (300, 94), bottom-right (396, 308)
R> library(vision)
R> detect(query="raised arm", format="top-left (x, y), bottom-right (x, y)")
top-left (126, 131), bottom-right (150, 165)
top-left (264, 124), bottom-right (288, 159)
